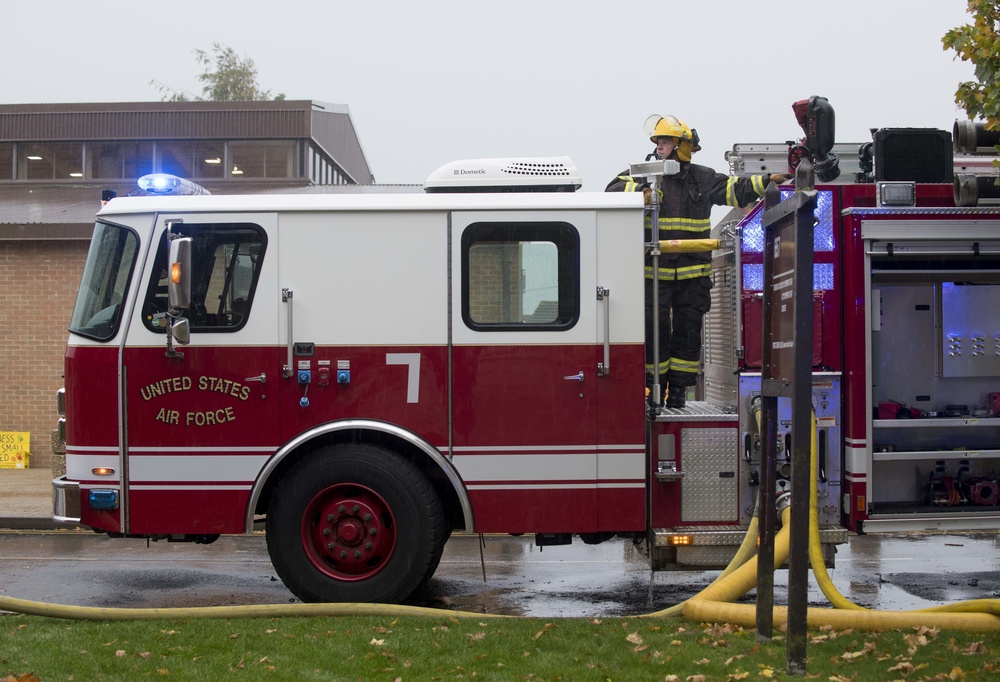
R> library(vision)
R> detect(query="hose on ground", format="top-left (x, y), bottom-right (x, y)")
top-left (682, 412), bottom-right (1000, 631)
top-left (5, 412), bottom-right (1000, 629)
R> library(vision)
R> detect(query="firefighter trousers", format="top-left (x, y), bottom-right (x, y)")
top-left (645, 276), bottom-right (712, 390)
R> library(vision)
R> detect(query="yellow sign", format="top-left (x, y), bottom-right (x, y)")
top-left (0, 432), bottom-right (30, 469)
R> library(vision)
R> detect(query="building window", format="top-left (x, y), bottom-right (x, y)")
top-left (229, 141), bottom-right (295, 178)
top-left (17, 142), bottom-right (83, 180)
top-left (90, 142), bottom-right (154, 179)
top-left (461, 222), bottom-right (579, 331)
top-left (0, 143), bottom-right (11, 180)
top-left (157, 141), bottom-right (226, 179)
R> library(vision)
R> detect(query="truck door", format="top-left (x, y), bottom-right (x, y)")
top-left (122, 214), bottom-right (279, 535)
top-left (450, 211), bottom-right (605, 534)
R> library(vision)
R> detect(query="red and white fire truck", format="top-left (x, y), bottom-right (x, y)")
top-left (52, 110), bottom-right (1000, 604)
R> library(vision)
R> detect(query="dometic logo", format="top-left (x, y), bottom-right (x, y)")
top-left (454, 168), bottom-right (487, 175)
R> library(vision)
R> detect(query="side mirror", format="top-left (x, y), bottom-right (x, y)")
top-left (167, 236), bottom-right (192, 311)
top-left (171, 317), bottom-right (190, 346)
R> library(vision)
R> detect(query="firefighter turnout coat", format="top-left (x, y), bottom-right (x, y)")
top-left (606, 162), bottom-right (769, 281)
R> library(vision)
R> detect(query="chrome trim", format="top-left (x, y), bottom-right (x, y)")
top-left (244, 419), bottom-right (475, 534)
top-left (52, 476), bottom-right (81, 524)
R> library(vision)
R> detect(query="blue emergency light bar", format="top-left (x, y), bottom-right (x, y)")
top-left (137, 174), bottom-right (211, 196)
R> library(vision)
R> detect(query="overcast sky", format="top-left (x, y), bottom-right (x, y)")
top-left (6, 1), bottom-right (976, 191)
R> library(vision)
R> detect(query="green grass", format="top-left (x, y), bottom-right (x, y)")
top-left (3, 615), bottom-right (1000, 681)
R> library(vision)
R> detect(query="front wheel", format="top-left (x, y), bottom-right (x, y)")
top-left (266, 444), bottom-right (446, 603)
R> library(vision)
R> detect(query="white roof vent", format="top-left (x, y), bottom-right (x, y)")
top-left (423, 156), bottom-right (582, 193)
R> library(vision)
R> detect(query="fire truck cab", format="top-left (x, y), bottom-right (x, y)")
top-left (55, 157), bottom-right (661, 603)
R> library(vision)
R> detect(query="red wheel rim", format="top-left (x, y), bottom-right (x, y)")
top-left (300, 482), bottom-right (397, 581)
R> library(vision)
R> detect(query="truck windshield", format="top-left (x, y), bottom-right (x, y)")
top-left (68, 222), bottom-right (138, 341)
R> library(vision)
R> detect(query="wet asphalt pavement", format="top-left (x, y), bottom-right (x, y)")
top-left (2, 530), bottom-right (999, 617)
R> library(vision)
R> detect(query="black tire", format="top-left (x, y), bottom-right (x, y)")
top-left (266, 444), bottom-right (446, 603)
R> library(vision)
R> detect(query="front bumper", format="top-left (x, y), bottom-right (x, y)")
top-left (52, 476), bottom-right (82, 524)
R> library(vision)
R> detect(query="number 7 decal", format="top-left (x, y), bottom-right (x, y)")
top-left (386, 353), bottom-right (421, 404)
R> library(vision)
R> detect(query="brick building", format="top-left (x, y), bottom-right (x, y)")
top-left (0, 100), bottom-right (373, 470)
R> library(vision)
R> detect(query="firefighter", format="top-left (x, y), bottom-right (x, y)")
top-left (606, 114), bottom-right (788, 408)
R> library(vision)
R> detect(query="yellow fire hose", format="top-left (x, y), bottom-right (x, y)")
top-left (658, 239), bottom-right (719, 253)
top-left (3, 414), bottom-right (1000, 628)
top-left (0, 596), bottom-right (505, 621)
top-left (682, 413), bottom-right (1000, 631)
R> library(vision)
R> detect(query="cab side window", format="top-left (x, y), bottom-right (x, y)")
top-left (461, 221), bottom-right (579, 331)
top-left (142, 224), bottom-right (266, 333)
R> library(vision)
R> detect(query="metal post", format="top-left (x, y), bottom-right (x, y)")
top-left (755, 182), bottom-right (781, 641)
top-left (756, 160), bottom-right (817, 673)
top-left (786, 160), bottom-right (817, 676)
top-left (650, 188), bottom-right (662, 407)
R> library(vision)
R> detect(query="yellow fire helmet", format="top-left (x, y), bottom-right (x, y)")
top-left (643, 114), bottom-right (701, 162)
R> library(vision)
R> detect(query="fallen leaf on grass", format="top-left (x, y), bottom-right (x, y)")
top-left (706, 623), bottom-right (737, 637)
top-left (533, 623), bottom-right (555, 640)
top-left (952, 640), bottom-right (986, 655)
top-left (903, 634), bottom-right (930, 655)
top-left (115, 650), bottom-right (126, 658)
top-left (841, 641), bottom-right (876, 660)
top-left (370, 638), bottom-right (385, 646)
top-left (626, 632), bottom-right (644, 646)
top-left (948, 666), bottom-right (966, 680)
top-left (693, 658), bottom-right (710, 665)
top-left (468, 632), bottom-right (486, 641)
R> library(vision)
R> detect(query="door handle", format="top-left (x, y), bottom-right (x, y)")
top-left (245, 373), bottom-right (266, 384)
top-left (563, 371), bottom-right (585, 382)
top-left (597, 286), bottom-right (610, 376)
top-left (282, 288), bottom-right (294, 378)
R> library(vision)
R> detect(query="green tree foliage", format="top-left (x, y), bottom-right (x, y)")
top-left (943, 1), bottom-right (1000, 128)
top-left (150, 43), bottom-right (285, 102)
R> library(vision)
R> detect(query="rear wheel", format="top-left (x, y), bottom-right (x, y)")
top-left (266, 444), bottom-right (446, 603)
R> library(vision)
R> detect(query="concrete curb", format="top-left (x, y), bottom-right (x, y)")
top-left (0, 518), bottom-right (81, 531)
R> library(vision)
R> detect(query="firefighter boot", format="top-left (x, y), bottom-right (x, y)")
top-left (665, 384), bottom-right (686, 409)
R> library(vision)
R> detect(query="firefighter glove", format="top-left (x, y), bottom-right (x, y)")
top-left (770, 173), bottom-right (792, 185)
top-left (642, 187), bottom-right (652, 205)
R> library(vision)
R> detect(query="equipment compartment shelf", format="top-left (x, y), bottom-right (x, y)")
top-left (873, 449), bottom-right (1000, 462)
top-left (873, 418), bottom-right (1000, 428)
